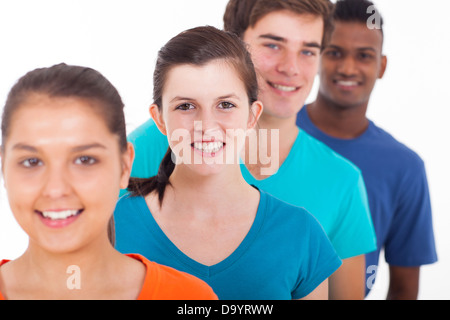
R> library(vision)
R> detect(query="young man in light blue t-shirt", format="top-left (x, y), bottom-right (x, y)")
top-left (126, 0), bottom-right (376, 299)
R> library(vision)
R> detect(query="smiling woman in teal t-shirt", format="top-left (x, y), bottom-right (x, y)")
top-left (114, 26), bottom-right (341, 300)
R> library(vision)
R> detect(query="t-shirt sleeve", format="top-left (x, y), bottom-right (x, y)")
top-left (292, 212), bottom-right (342, 299)
top-left (128, 119), bottom-right (169, 178)
top-left (384, 159), bottom-right (437, 266)
top-left (329, 173), bottom-right (377, 259)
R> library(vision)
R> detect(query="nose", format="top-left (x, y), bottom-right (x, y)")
top-left (42, 165), bottom-right (71, 199)
top-left (337, 56), bottom-right (358, 77)
top-left (277, 50), bottom-right (300, 77)
top-left (194, 109), bottom-right (221, 139)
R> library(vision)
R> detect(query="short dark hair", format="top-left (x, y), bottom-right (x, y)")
top-left (333, 0), bottom-right (384, 37)
top-left (224, 0), bottom-right (335, 49)
top-left (223, 0), bottom-right (258, 39)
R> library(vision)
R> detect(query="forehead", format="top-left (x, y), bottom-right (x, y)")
top-left (11, 93), bottom-right (104, 121)
top-left (247, 10), bottom-right (324, 44)
top-left (163, 60), bottom-right (247, 99)
top-left (329, 21), bottom-right (383, 52)
top-left (6, 94), bottom-right (112, 144)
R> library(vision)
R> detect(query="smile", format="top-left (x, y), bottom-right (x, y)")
top-left (37, 209), bottom-right (83, 221)
top-left (192, 141), bottom-right (224, 154)
top-left (335, 80), bottom-right (360, 88)
top-left (268, 82), bottom-right (299, 92)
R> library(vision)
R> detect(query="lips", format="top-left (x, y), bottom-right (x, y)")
top-left (334, 79), bottom-right (361, 90)
top-left (192, 141), bottom-right (224, 154)
top-left (267, 81), bottom-right (300, 93)
top-left (36, 209), bottom-right (83, 228)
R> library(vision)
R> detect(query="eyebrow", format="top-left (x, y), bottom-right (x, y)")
top-left (12, 143), bottom-right (107, 153)
top-left (259, 33), bottom-right (286, 43)
top-left (259, 33), bottom-right (321, 49)
top-left (217, 94), bottom-right (241, 101)
top-left (12, 143), bottom-right (38, 152)
top-left (170, 96), bottom-right (195, 103)
top-left (71, 143), bottom-right (107, 152)
top-left (327, 44), bottom-right (378, 53)
top-left (170, 93), bottom-right (242, 104)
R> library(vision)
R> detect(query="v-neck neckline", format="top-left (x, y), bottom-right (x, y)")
top-left (135, 188), bottom-right (267, 279)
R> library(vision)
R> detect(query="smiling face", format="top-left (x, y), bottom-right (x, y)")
top-left (150, 59), bottom-right (262, 176)
top-left (243, 10), bottom-right (323, 121)
top-left (318, 21), bottom-right (387, 109)
top-left (1, 94), bottom-right (133, 254)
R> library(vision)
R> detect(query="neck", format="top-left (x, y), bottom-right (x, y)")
top-left (16, 232), bottom-right (119, 293)
top-left (308, 94), bottom-right (369, 139)
top-left (243, 112), bottom-right (299, 178)
top-left (257, 112), bottom-right (299, 142)
top-left (166, 164), bottom-right (254, 216)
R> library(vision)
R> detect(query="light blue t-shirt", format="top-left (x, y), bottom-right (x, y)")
top-left (114, 189), bottom-right (342, 300)
top-left (127, 118), bottom-right (168, 179)
top-left (240, 129), bottom-right (377, 259)
top-left (126, 119), bottom-right (376, 260)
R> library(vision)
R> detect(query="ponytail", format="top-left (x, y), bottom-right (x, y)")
top-left (128, 147), bottom-right (175, 206)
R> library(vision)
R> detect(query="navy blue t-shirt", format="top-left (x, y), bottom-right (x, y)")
top-left (297, 106), bottom-right (438, 296)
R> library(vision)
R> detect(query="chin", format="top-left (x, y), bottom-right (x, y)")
top-left (262, 99), bottom-right (303, 119)
top-left (262, 107), bottom-right (299, 120)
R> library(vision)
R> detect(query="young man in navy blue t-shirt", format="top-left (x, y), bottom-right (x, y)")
top-left (297, 0), bottom-right (437, 299)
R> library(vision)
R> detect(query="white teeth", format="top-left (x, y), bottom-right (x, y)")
top-left (271, 83), bottom-right (297, 92)
top-left (193, 141), bottom-right (224, 153)
top-left (337, 80), bottom-right (358, 86)
top-left (41, 210), bottom-right (80, 220)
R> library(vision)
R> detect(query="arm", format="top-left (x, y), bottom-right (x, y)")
top-left (300, 279), bottom-right (328, 300)
top-left (329, 255), bottom-right (365, 300)
top-left (384, 159), bottom-right (436, 300)
top-left (386, 265), bottom-right (420, 300)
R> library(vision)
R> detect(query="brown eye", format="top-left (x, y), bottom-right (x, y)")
top-left (325, 50), bottom-right (341, 59)
top-left (75, 156), bottom-right (97, 165)
top-left (218, 101), bottom-right (235, 109)
top-left (176, 103), bottom-right (194, 111)
top-left (21, 158), bottom-right (43, 168)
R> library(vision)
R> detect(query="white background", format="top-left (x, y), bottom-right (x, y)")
top-left (0, 0), bottom-right (448, 299)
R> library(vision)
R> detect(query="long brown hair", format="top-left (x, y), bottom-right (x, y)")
top-left (127, 26), bottom-right (259, 206)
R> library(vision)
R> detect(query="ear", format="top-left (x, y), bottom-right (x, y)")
top-left (149, 104), bottom-right (167, 136)
top-left (119, 142), bottom-right (135, 190)
top-left (0, 149), bottom-right (3, 175)
top-left (247, 100), bottom-right (263, 130)
top-left (0, 150), bottom-right (5, 188)
top-left (378, 55), bottom-right (388, 79)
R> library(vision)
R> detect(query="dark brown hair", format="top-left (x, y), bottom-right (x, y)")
top-left (333, 0), bottom-right (384, 40)
top-left (127, 26), bottom-right (259, 206)
top-left (1, 63), bottom-right (128, 245)
top-left (2, 63), bottom-right (127, 153)
top-left (224, 0), bottom-right (335, 49)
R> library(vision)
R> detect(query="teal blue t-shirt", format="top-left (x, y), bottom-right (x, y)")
top-left (114, 189), bottom-right (342, 300)
top-left (240, 130), bottom-right (377, 259)
top-left (126, 119), bottom-right (376, 259)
